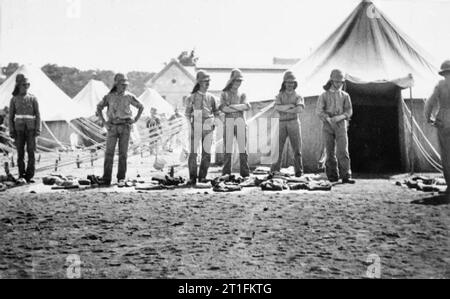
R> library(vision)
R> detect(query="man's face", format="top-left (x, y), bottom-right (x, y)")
top-left (116, 82), bottom-right (128, 93)
top-left (332, 80), bottom-right (344, 90)
top-left (285, 81), bottom-right (296, 91)
top-left (19, 82), bottom-right (30, 95)
top-left (232, 79), bottom-right (242, 90)
top-left (199, 80), bottom-right (210, 91)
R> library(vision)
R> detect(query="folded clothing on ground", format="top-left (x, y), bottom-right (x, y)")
top-left (213, 182), bottom-right (242, 193)
top-left (399, 176), bottom-right (447, 193)
top-left (152, 175), bottom-right (185, 186)
top-left (261, 179), bottom-right (289, 191)
top-left (212, 174), bottom-right (244, 187)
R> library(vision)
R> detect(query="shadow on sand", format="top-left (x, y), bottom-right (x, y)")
top-left (411, 194), bottom-right (450, 206)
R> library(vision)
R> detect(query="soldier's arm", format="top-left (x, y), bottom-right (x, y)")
top-left (33, 97), bottom-right (41, 135)
top-left (9, 98), bottom-right (16, 136)
top-left (211, 95), bottom-right (221, 118)
top-left (130, 95), bottom-right (144, 122)
top-left (228, 94), bottom-right (251, 112)
top-left (219, 92), bottom-right (236, 113)
top-left (274, 94), bottom-right (295, 112)
top-left (285, 95), bottom-right (305, 114)
top-left (316, 94), bottom-right (330, 122)
top-left (185, 96), bottom-right (193, 120)
top-left (342, 94), bottom-right (353, 120)
top-left (425, 85), bottom-right (439, 123)
top-left (96, 96), bottom-right (108, 125)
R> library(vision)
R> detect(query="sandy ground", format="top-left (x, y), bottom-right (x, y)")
top-left (0, 153), bottom-right (449, 279)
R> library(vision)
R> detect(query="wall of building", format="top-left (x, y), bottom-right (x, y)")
top-left (149, 66), bottom-right (195, 110)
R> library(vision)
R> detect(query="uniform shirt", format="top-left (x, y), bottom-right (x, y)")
top-left (219, 90), bottom-right (250, 120)
top-left (9, 93), bottom-right (41, 133)
top-left (275, 91), bottom-right (305, 121)
top-left (316, 88), bottom-right (353, 122)
top-left (97, 91), bottom-right (143, 122)
top-left (185, 91), bottom-right (219, 120)
top-left (425, 79), bottom-right (450, 128)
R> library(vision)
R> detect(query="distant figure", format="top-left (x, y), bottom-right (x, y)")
top-left (9, 74), bottom-right (41, 183)
top-left (146, 107), bottom-right (162, 155)
top-left (271, 71), bottom-right (305, 177)
top-left (219, 69), bottom-right (251, 178)
top-left (97, 73), bottom-right (144, 186)
top-left (316, 69), bottom-right (355, 184)
top-left (425, 60), bottom-right (450, 194)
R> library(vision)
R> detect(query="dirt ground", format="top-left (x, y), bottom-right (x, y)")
top-left (0, 153), bottom-right (449, 279)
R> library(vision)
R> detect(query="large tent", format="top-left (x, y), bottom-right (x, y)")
top-left (71, 79), bottom-right (110, 147)
top-left (73, 79), bottom-right (110, 118)
top-left (138, 88), bottom-right (175, 117)
top-left (244, 0), bottom-right (441, 173)
top-left (0, 64), bottom-right (87, 149)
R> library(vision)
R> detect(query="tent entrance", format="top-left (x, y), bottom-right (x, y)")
top-left (346, 82), bottom-right (402, 173)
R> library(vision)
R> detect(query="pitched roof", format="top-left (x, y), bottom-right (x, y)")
top-left (73, 79), bottom-right (110, 117)
top-left (291, 0), bottom-right (440, 98)
top-left (0, 64), bottom-right (87, 121)
top-left (147, 59), bottom-right (196, 86)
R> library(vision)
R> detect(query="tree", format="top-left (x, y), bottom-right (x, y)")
top-left (0, 63), bottom-right (20, 85)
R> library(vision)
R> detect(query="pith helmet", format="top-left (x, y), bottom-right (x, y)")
top-left (439, 60), bottom-right (450, 76)
top-left (330, 69), bottom-right (346, 82)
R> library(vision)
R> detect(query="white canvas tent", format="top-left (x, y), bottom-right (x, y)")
top-left (138, 88), bottom-right (175, 117)
top-left (291, 0), bottom-right (439, 99)
top-left (73, 79), bottom-right (110, 118)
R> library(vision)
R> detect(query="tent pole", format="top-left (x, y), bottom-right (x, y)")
top-left (409, 87), bottom-right (415, 175)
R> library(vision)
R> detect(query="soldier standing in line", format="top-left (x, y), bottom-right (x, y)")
top-left (97, 73), bottom-right (144, 186)
top-left (316, 69), bottom-right (355, 184)
top-left (271, 71), bottom-right (305, 177)
top-left (185, 70), bottom-right (220, 186)
top-left (9, 74), bottom-right (41, 183)
top-left (219, 69), bottom-right (251, 178)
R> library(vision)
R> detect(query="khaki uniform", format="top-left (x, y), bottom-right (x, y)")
top-left (425, 79), bottom-right (450, 188)
top-left (9, 93), bottom-right (41, 180)
top-left (185, 91), bottom-right (219, 181)
top-left (271, 91), bottom-right (305, 176)
top-left (219, 90), bottom-right (251, 177)
top-left (97, 91), bottom-right (143, 183)
top-left (316, 88), bottom-right (353, 181)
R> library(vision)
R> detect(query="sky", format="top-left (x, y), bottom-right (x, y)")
top-left (0, 0), bottom-right (449, 73)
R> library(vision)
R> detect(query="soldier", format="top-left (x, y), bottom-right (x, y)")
top-left (97, 73), bottom-right (144, 186)
top-left (271, 71), bottom-right (305, 177)
top-left (147, 107), bottom-right (162, 155)
top-left (316, 69), bottom-right (355, 184)
top-left (185, 70), bottom-right (220, 185)
top-left (425, 60), bottom-right (450, 194)
top-left (9, 74), bottom-right (41, 183)
top-left (219, 69), bottom-right (251, 178)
